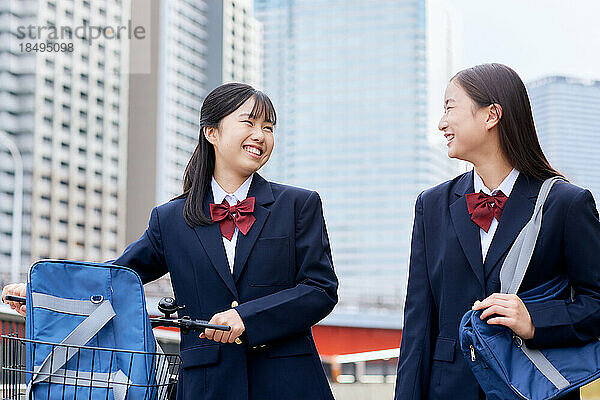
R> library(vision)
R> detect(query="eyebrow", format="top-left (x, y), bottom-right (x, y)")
top-left (239, 112), bottom-right (274, 123)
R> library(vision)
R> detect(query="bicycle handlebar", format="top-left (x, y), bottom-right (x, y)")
top-left (4, 295), bottom-right (25, 303)
top-left (3, 295), bottom-right (231, 333)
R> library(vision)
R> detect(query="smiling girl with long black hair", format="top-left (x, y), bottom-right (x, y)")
top-left (395, 64), bottom-right (600, 400)
top-left (4, 83), bottom-right (338, 400)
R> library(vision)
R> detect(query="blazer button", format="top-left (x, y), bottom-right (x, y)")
top-left (231, 300), bottom-right (239, 308)
top-left (252, 346), bottom-right (258, 349)
top-left (259, 344), bottom-right (266, 348)
top-left (235, 338), bottom-right (243, 345)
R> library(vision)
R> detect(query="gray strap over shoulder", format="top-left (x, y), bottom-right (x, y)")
top-left (497, 176), bottom-right (570, 390)
top-left (499, 177), bottom-right (563, 294)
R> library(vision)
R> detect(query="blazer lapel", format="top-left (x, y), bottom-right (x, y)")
top-left (233, 173), bottom-right (275, 283)
top-left (193, 188), bottom-right (238, 298)
top-left (483, 173), bottom-right (540, 280)
top-left (449, 170), bottom-right (485, 291)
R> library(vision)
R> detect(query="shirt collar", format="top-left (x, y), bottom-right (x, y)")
top-left (473, 168), bottom-right (520, 197)
top-left (211, 174), bottom-right (254, 205)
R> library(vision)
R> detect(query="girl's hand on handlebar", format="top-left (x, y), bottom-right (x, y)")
top-left (200, 309), bottom-right (245, 344)
top-left (2, 283), bottom-right (27, 317)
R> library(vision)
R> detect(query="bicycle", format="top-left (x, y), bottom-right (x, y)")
top-left (1, 295), bottom-right (229, 399)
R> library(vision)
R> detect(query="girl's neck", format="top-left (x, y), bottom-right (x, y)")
top-left (473, 157), bottom-right (514, 192)
top-left (213, 168), bottom-right (251, 194)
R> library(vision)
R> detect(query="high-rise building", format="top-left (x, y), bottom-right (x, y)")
top-left (126, 0), bottom-right (263, 247)
top-left (207, 0), bottom-right (263, 89)
top-left (0, 0), bottom-right (131, 281)
top-left (0, 0), bottom-right (36, 280)
top-left (528, 76), bottom-right (600, 204)
top-left (255, 0), bottom-right (450, 311)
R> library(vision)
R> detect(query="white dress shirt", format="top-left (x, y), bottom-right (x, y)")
top-left (473, 168), bottom-right (520, 262)
top-left (211, 174), bottom-right (254, 273)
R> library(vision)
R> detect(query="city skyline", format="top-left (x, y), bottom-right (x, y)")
top-left (255, 0), bottom-right (458, 312)
top-left (1, 1), bottom-right (599, 312)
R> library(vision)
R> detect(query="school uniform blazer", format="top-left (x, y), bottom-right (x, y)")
top-left (394, 170), bottom-right (600, 400)
top-left (112, 173), bottom-right (338, 400)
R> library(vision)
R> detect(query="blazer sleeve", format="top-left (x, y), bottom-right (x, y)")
top-left (110, 207), bottom-right (169, 284)
top-left (234, 191), bottom-right (338, 346)
top-left (525, 188), bottom-right (600, 348)
top-left (395, 193), bottom-right (436, 400)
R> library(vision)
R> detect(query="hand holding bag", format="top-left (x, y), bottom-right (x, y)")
top-left (459, 177), bottom-right (600, 400)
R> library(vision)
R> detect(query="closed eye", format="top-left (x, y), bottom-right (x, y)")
top-left (263, 125), bottom-right (274, 132)
top-left (242, 120), bottom-right (253, 126)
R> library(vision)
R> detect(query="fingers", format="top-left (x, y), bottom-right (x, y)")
top-left (479, 304), bottom-right (511, 320)
top-left (486, 316), bottom-right (513, 327)
top-left (2, 283), bottom-right (27, 317)
top-left (200, 309), bottom-right (245, 343)
top-left (472, 293), bottom-right (514, 311)
top-left (472, 292), bottom-right (535, 339)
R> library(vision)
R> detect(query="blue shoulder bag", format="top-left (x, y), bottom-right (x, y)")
top-left (459, 177), bottom-right (600, 400)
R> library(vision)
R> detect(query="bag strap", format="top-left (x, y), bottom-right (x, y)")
top-left (499, 177), bottom-right (563, 294)
top-left (496, 176), bottom-right (571, 390)
top-left (26, 299), bottom-right (130, 400)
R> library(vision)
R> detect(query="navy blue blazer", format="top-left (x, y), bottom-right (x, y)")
top-left (113, 173), bottom-right (338, 400)
top-left (394, 170), bottom-right (600, 400)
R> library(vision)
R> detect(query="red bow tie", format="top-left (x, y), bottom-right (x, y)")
top-left (465, 191), bottom-right (508, 232)
top-left (209, 197), bottom-right (256, 240)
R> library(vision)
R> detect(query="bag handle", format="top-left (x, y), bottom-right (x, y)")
top-left (499, 177), bottom-right (563, 294)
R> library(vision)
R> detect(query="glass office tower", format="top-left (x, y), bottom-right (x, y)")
top-left (255, 0), bottom-right (444, 311)
top-left (528, 76), bottom-right (600, 205)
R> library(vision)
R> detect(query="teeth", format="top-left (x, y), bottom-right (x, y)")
top-left (244, 146), bottom-right (261, 156)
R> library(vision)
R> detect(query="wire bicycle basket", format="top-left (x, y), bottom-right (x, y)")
top-left (1, 334), bottom-right (181, 400)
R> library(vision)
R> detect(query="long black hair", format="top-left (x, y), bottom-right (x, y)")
top-left (451, 63), bottom-right (563, 181)
top-left (173, 83), bottom-right (277, 227)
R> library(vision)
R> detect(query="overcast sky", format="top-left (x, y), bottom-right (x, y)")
top-left (426, 0), bottom-right (600, 141)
